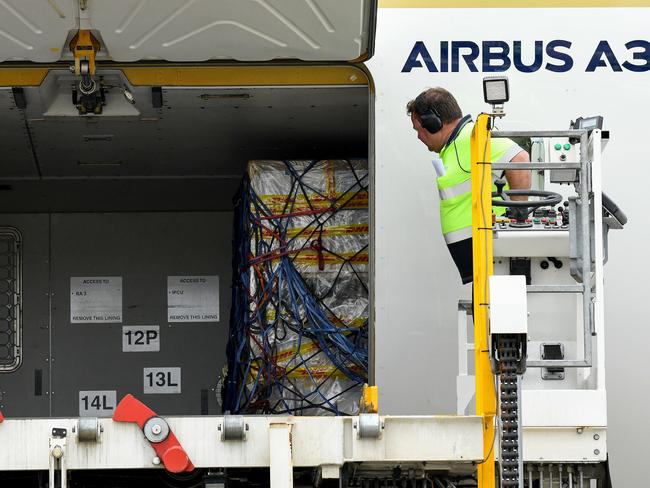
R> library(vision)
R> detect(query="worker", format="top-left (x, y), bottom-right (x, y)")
top-left (407, 87), bottom-right (531, 284)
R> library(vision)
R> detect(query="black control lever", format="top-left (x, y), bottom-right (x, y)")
top-left (495, 178), bottom-right (506, 197)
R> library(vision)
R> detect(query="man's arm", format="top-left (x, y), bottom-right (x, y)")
top-left (505, 150), bottom-right (531, 201)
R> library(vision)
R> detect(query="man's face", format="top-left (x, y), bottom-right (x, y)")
top-left (411, 112), bottom-right (443, 152)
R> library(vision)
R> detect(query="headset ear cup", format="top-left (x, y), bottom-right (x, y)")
top-left (420, 109), bottom-right (442, 134)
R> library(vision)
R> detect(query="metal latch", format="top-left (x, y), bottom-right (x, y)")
top-left (113, 394), bottom-right (195, 473)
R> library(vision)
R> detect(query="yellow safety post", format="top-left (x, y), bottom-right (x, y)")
top-left (471, 113), bottom-right (497, 488)
top-left (360, 384), bottom-right (379, 413)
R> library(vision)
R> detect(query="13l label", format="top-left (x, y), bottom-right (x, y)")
top-left (122, 326), bottom-right (160, 352)
top-left (79, 390), bottom-right (116, 417)
top-left (143, 367), bottom-right (181, 394)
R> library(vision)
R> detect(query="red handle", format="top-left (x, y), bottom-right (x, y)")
top-left (113, 394), bottom-right (194, 473)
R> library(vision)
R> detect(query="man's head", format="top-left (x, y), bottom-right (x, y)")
top-left (407, 87), bottom-right (463, 153)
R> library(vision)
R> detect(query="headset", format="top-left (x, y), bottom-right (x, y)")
top-left (418, 105), bottom-right (443, 134)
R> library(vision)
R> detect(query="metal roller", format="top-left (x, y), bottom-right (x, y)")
top-left (220, 415), bottom-right (247, 441)
top-left (356, 413), bottom-right (383, 439)
top-left (77, 417), bottom-right (101, 442)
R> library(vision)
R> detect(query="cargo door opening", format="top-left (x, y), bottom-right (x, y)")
top-left (0, 66), bottom-right (371, 418)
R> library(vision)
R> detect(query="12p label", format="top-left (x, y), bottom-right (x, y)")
top-left (143, 367), bottom-right (181, 394)
top-left (122, 326), bottom-right (160, 352)
top-left (79, 390), bottom-right (116, 417)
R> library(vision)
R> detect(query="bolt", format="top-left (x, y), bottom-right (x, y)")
top-left (576, 428), bottom-right (584, 434)
top-left (51, 445), bottom-right (63, 459)
top-left (151, 424), bottom-right (162, 435)
top-left (152, 456), bottom-right (161, 465)
top-left (593, 434), bottom-right (600, 440)
top-left (594, 449), bottom-right (600, 455)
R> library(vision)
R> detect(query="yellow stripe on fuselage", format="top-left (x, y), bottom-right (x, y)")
top-left (379, 0), bottom-right (650, 7)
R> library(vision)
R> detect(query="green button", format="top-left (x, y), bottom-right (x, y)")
top-left (554, 143), bottom-right (562, 150)
top-left (563, 143), bottom-right (571, 150)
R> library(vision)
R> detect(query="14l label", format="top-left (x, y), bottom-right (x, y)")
top-left (79, 390), bottom-right (116, 417)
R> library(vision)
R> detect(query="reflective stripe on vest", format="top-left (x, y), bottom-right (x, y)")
top-left (438, 174), bottom-right (503, 201)
top-left (438, 179), bottom-right (472, 200)
top-left (444, 226), bottom-right (473, 244)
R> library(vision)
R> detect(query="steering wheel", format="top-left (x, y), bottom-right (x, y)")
top-left (492, 180), bottom-right (563, 227)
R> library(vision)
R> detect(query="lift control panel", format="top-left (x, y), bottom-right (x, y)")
top-left (493, 204), bottom-right (570, 231)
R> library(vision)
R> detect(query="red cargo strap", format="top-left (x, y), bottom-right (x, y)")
top-left (0, 411), bottom-right (4, 423)
top-left (113, 394), bottom-right (194, 473)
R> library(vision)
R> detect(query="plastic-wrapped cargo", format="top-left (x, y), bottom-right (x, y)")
top-left (225, 159), bottom-right (369, 415)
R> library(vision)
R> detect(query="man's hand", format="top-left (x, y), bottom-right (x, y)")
top-left (505, 150), bottom-right (531, 201)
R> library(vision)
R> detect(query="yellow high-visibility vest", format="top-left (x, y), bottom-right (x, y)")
top-left (437, 118), bottom-right (522, 244)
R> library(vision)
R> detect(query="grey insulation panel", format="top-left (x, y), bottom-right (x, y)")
top-left (49, 212), bottom-right (232, 416)
top-left (0, 212), bottom-right (232, 417)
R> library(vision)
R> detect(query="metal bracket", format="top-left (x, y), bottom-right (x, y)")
top-left (218, 415), bottom-right (248, 441)
top-left (69, 29), bottom-right (100, 77)
top-left (49, 429), bottom-right (67, 488)
top-left (355, 413), bottom-right (384, 439)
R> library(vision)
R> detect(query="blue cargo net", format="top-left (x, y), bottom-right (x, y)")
top-left (225, 160), bottom-right (369, 415)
